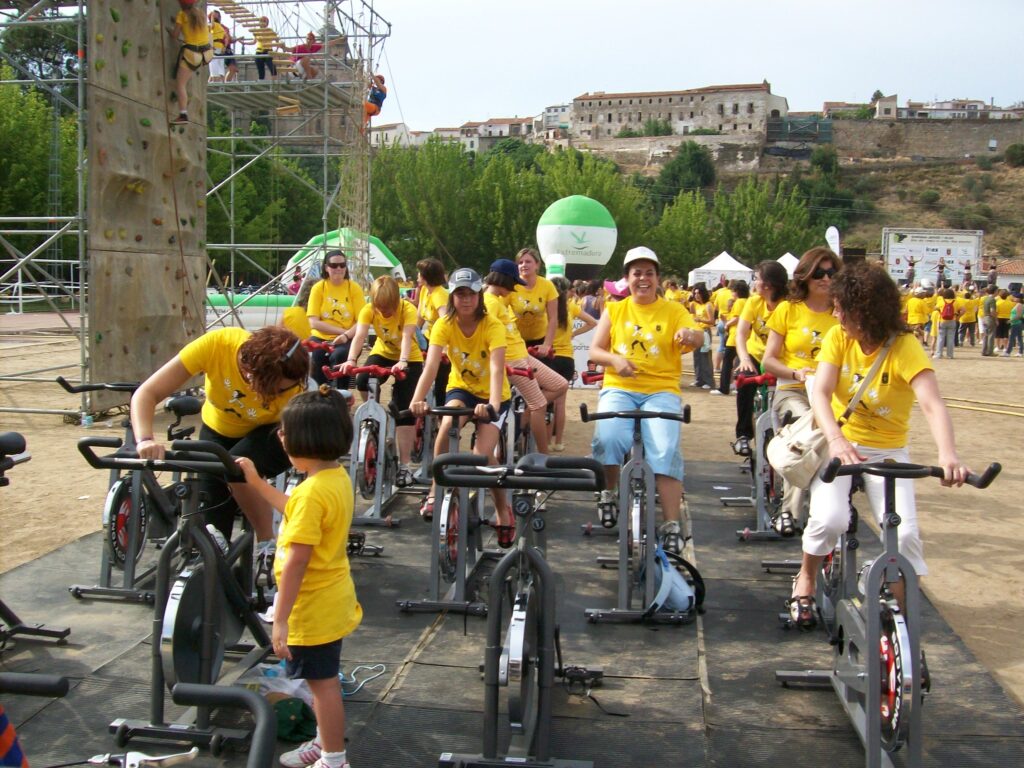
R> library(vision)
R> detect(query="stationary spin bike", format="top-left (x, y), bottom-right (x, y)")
top-left (434, 451), bottom-right (606, 768)
top-left (776, 458), bottom-right (1000, 768)
top-left (396, 405), bottom-right (497, 616)
top-left (78, 437), bottom-right (273, 753)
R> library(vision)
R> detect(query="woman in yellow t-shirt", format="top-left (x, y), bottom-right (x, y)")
top-left (131, 326), bottom-right (309, 552)
top-left (338, 276), bottom-right (424, 486)
top-left (713, 281), bottom-right (749, 395)
top-left (688, 284), bottom-right (716, 389)
top-left (510, 247), bottom-right (559, 355)
top-left (732, 260), bottom-right (789, 454)
top-left (589, 247), bottom-right (703, 555)
top-left (786, 263), bottom-right (970, 629)
top-left (169, 0), bottom-right (211, 125)
top-left (995, 289), bottom-right (1014, 353)
top-left (410, 268), bottom-right (513, 542)
top-left (762, 247), bottom-right (841, 536)
top-left (306, 249), bottom-right (366, 387)
top-left (956, 288), bottom-right (979, 347)
top-left (549, 276), bottom-right (598, 451)
top-left (415, 258), bottom-right (450, 405)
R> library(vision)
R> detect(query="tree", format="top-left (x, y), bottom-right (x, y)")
top-left (871, 89), bottom-right (885, 103)
top-left (710, 178), bottom-right (817, 264)
top-left (649, 141), bottom-right (716, 211)
top-left (645, 191), bottom-right (715, 275)
top-left (810, 145), bottom-right (839, 178)
top-left (484, 138), bottom-right (546, 172)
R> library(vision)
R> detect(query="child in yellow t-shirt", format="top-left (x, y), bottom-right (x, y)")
top-left (237, 386), bottom-right (361, 768)
top-left (169, 0), bottom-right (212, 125)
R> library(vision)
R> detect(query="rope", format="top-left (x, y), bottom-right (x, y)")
top-left (943, 395), bottom-right (1024, 410)
top-left (943, 403), bottom-right (1024, 418)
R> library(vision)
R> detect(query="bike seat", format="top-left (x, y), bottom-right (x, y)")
top-left (0, 431), bottom-right (26, 457)
top-left (165, 395), bottom-right (202, 418)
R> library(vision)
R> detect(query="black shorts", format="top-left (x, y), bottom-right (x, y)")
top-left (550, 355), bottom-right (575, 384)
top-left (285, 637), bottom-right (343, 681)
top-left (997, 319), bottom-right (1010, 339)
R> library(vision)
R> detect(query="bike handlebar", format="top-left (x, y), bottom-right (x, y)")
top-left (396, 404), bottom-right (497, 422)
top-left (735, 373), bottom-right (777, 388)
top-left (324, 364), bottom-right (406, 381)
top-left (506, 365), bottom-right (534, 379)
top-left (527, 346), bottom-right (554, 359)
top-left (172, 684), bottom-right (275, 768)
top-left (820, 458), bottom-right (1001, 489)
top-left (579, 402), bottom-right (691, 425)
top-left (0, 431), bottom-right (27, 458)
top-left (0, 672), bottom-right (69, 697)
top-left (77, 438), bottom-right (245, 482)
top-left (56, 375), bottom-right (139, 394)
top-left (302, 339), bottom-right (337, 351)
top-left (580, 370), bottom-right (604, 385)
top-left (432, 451), bottom-right (605, 492)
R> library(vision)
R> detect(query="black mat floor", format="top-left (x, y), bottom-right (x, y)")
top-left (2, 459), bottom-right (1023, 767)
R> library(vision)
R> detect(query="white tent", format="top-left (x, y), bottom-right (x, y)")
top-left (688, 251), bottom-right (752, 287)
top-left (777, 252), bottom-right (799, 277)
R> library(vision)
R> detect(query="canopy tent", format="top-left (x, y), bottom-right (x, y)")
top-left (287, 228), bottom-right (406, 283)
top-left (777, 252), bottom-right (799, 277)
top-left (688, 251), bottom-right (752, 288)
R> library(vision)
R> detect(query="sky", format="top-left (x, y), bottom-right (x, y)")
top-left (345, 0), bottom-right (1023, 131)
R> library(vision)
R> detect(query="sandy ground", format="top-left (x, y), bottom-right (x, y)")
top-left (2, 320), bottom-right (1022, 706)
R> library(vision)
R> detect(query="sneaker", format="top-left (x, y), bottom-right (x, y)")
top-left (709, 389), bottom-right (723, 396)
top-left (170, 112), bottom-right (188, 125)
top-left (550, 442), bottom-right (565, 453)
top-left (395, 465), bottom-right (415, 488)
top-left (308, 760), bottom-right (350, 768)
top-left (732, 437), bottom-right (751, 457)
top-left (204, 524), bottom-right (229, 555)
top-left (597, 489), bottom-right (618, 528)
top-left (701, 385), bottom-right (711, 390)
top-left (280, 736), bottom-right (321, 768)
top-left (658, 520), bottom-right (683, 556)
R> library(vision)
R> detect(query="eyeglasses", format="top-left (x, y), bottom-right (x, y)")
top-left (811, 266), bottom-right (838, 280)
top-left (326, 262), bottom-right (347, 270)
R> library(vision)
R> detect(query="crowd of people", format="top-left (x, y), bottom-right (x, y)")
top-left (129, 243), bottom-right (992, 768)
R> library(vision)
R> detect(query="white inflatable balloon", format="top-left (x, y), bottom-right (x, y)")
top-left (536, 195), bottom-right (617, 279)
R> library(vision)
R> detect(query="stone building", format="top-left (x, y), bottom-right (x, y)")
top-left (570, 81), bottom-right (788, 139)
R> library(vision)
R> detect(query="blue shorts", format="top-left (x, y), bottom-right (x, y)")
top-left (444, 389), bottom-right (510, 429)
top-left (716, 320), bottom-right (727, 352)
top-left (285, 637), bottom-right (343, 681)
top-left (590, 389), bottom-right (685, 481)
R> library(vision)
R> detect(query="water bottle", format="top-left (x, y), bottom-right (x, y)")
top-left (81, 412), bottom-right (93, 428)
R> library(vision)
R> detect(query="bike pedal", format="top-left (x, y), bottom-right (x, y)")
top-left (562, 665), bottom-right (603, 687)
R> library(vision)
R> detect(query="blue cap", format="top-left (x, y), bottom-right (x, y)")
top-left (489, 258), bottom-right (527, 286)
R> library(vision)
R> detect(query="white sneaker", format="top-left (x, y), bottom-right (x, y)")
top-left (709, 389), bottom-right (723, 396)
top-left (308, 759), bottom-right (350, 768)
top-left (204, 524), bottom-right (229, 555)
top-left (280, 737), bottom-right (321, 768)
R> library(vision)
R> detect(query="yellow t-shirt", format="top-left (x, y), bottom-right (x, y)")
top-left (417, 284), bottom-right (448, 335)
top-left (604, 297), bottom-right (698, 396)
top-left (175, 10), bottom-right (210, 47)
top-left (740, 294), bottom-right (772, 362)
top-left (281, 306), bottom-right (312, 340)
top-left (957, 297), bottom-right (979, 323)
top-left (357, 300), bottom-right (424, 362)
top-left (307, 279), bottom-right (366, 340)
top-left (483, 292), bottom-right (529, 361)
top-left (553, 302), bottom-right (582, 358)
top-left (509, 276), bottom-right (558, 342)
top-left (819, 328), bottom-right (933, 449)
top-left (996, 298), bottom-right (1014, 319)
top-left (725, 296), bottom-right (747, 347)
top-left (210, 21), bottom-right (227, 53)
top-left (428, 314), bottom-right (511, 401)
top-left (905, 297), bottom-right (929, 325)
top-left (712, 287), bottom-right (732, 320)
top-left (765, 300), bottom-right (838, 390)
top-left (275, 466), bottom-right (362, 646)
top-left (922, 295), bottom-right (937, 316)
top-left (178, 327), bottom-right (302, 438)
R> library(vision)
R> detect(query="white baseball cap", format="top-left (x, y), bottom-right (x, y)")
top-left (623, 246), bottom-right (659, 268)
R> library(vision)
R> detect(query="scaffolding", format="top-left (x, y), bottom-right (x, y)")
top-left (0, 0), bottom-right (389, 414)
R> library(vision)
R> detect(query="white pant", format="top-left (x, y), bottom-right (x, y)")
top-left (803, 445), bottom-right (927, 576)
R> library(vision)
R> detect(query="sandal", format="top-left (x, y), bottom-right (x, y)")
top-left (395, 466), bottom-right (415, 488)
top-left (785, 595), bottom-right (817, 629)
top-left (419, 496), bottom-right (434, 522)
top-left (772, 511), bottom-right (797, 538)
top-left (495, 523), bottom-right (516, 549)
top-left (732, 436), bottom-right (751, 457)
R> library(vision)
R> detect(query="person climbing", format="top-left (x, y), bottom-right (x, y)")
top-left (252, 17), bottom-right (278, 81)
top-left (363, 74), bottom-right (386, 130)
top-left (168, 0), bottom-right (212, 125)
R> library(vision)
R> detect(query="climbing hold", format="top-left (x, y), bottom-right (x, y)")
top-left (110, 8), bottom-right (121, 22)
top-left (188, 216), bottom-right (196, 228)
top-left (175, 268), bottom-right (186, 279)
top-left (118, 228), bottom-right (127, 239)
top-left (135, 234), bottom-right (143, 242)
top-left (152, 218), bottom-right (163, 226)
top-left (137, 45), bottom-right (148, 59)
top-left (119, 74), bottom-right (128, 88)
top-left (105, 108), bottom-right (115, 123)
top-left (140, 117), bottom-right (151, 127)
top-left (126, 136), bottom-right (133, 146)
top-left (95, 59), bottom-right (106, 71)
top-left (121, 40), bottom-right (132, 57)
top-left (196, 200), bottom-right (205, 208)
top-left (97, 148), bottom-right (108, 165)
top-left (168, 235), bottom-right (177, 244)
top-left (180, 218), bottom-right (187, 226)
top-left (104, 229), bottom-right (114, 239)
top-left (95, 333), bottom-right (103, 343)
top-left (95, 33), bottom-right (104, 44)
top-left (141, 141), bottom-right (148, 150)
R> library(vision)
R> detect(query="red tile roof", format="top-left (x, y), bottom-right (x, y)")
top-left (996, 259), bottom-right (1024, 275)
top-left (574, 82), bottom-right (771, 101)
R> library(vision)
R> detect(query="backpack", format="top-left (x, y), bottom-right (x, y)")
top-left (642, 546), bottom-right (705, 616)
top-left (940, 300), bottom-right (955, 321)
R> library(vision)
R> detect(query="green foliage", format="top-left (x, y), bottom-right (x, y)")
top-left (648, 141), bottom-right (716, 211)
top-left (896, 189), bottom-right (908, 201)
top-left (917, 189), bottom-right (941, 207)
top-left (642, 119), bottom-right (673, 136)
top-left (484, 138), bottom-right (546, 171)
top-left (688, 128), bottom-right (720, 136)
top-left (944, 203), bottom-right (994, 231)
top-left (1004, 143), bottom-right (1024, 167)
top-left (979, 173), bottom-right (995, 191)
top-left (962, 174), bottom-right (977, 192)
top-left (871, 90), bottom-right (885, 103)
top-left (646, 191), bottom-right (714, 275)
top-left (616, 127), bottom-right (640, 138)
top-left (810, 146), bottom-right (839, 178)
top-left (975, 155), bottom-right (994, 170)
top-left (709, 178), bottom-right (817, 265)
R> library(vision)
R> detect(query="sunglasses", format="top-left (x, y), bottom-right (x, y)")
top-left (326, 262), bottom-right (347, 269)
top-left (811, 266), bottom-right (838, 280)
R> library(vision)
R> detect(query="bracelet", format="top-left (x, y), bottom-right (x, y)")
top-left (137, 436), bottom-right (154, 443)
top-left (828, 435), bottom-right (845, 443)
top-left (398, 358), bottom-right (408, 363)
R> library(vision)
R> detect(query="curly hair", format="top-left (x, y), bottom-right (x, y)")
top-left (790, 246), bottom-right (842, 302)
top-left (830, 262), bottom-right (908, 346)
top-left (280, 385), bottom-right (353, 459)
top-left (237, 326), bottom-right (309, 406)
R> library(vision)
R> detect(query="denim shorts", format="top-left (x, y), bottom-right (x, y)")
top-left (590, 388), bottom-right (685, 481)
top-left (285, 637), bottom-right (343, 681)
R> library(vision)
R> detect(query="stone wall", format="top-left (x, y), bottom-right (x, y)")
top-left (87, 0), bottom-right (207, 406)
top-left (571, 134), bottom-right (763, 174)
top-left (832, 119), bottom-right (1024, 159)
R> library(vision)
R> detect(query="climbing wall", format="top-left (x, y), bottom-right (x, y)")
top-left (87, 0), bottom-right (207, 406)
